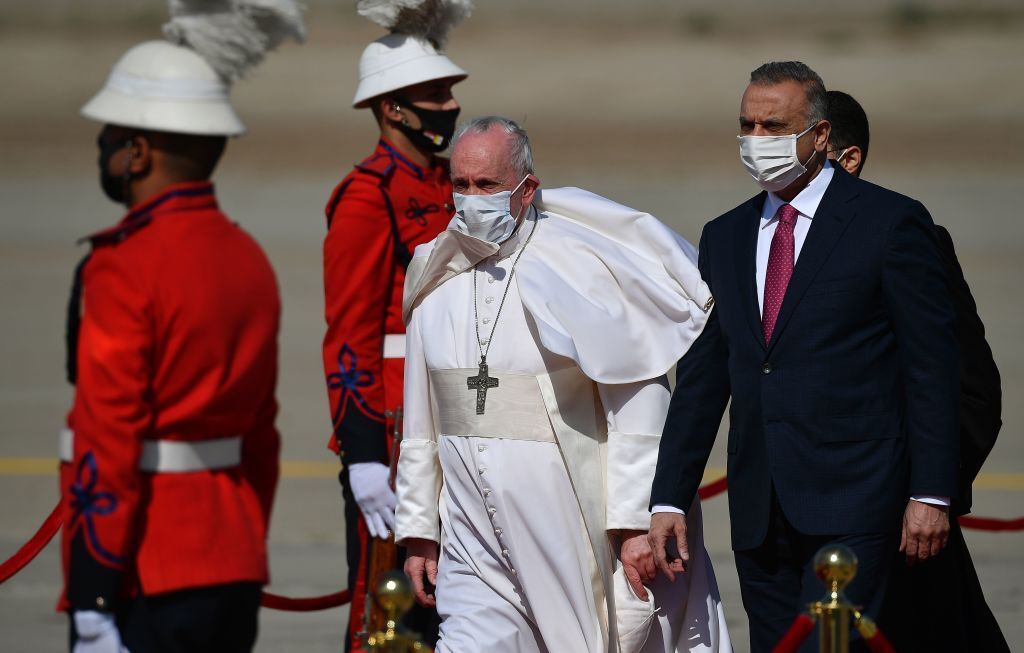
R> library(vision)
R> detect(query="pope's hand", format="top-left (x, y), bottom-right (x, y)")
top-left (619, 530), bottom-right (655, 601)
top-left (348, 462), bottom-right (396, 539)
top-left (649, 512), bottom-right (689, 581)
top-left (404, 538), bottom-right (439, 608)
top-left (72, 611), bottom-right (129, 653)
top-left (901, 500), bottom-right (950, 565)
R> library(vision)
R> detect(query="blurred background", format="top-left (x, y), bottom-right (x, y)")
top-left (1, 1), bottom-right (1022, 650)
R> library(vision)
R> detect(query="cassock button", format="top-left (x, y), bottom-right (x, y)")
top-left (502, 549), bottom-right (510, 557)
top-left (488, 507), bottom-right (497, 515)
top-left (485, 297), bottom-right (494, 304)
top-left (487, 276), bottom-right (495, 284)
top-left (494, 528), bottom-right (503, 536)
top-left (762, 363), bottom-right (773, 375)
top-left (483, 489), bottom-right (492, 496)
top-left (478, 444), bottom-right (487, 452)
top-left (482, 317), bottom-right (491, 324)
top-left (481, 339), bottom-right (489, 346)
top-left (478, 466), bottom-right (487, 474)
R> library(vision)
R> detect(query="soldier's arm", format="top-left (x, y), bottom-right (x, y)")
top-left (322, 180), bottom-right (395, 464)
top-left (64, 251), bottom-right (152, 612)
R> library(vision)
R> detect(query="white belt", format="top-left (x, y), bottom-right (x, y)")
top-left (59, 429), bottom-right (242, 473)
top-left (428, 369), bottom-right (557, 443)
top-left (383, 334), bottom-right (406, 359)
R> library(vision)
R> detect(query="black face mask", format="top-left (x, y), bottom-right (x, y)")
top-left (98, 137), bottom-right (132, 205)
top-left (394, 100), bottom-right (460, 153)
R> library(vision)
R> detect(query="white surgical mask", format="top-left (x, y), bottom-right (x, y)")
top-left (452, 176), bottom-right (529, 244)
top-left (738, 123), bottom-right (819, 193)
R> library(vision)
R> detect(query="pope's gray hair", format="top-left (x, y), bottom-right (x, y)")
top-left (451, 116), bottom-right (534, 178)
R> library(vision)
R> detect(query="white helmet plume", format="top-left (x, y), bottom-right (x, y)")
top-left (357, 0), bottom-right (473, 49)
top-left (164, 0), bottom-right (306, 82)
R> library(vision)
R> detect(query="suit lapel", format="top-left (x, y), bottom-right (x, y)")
top-left (766, 170), bottom-right (859, 352)
top-left (738, 193), bottom-right (768, 351)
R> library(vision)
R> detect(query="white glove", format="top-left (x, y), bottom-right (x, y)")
top-left (73, 611), bottom-right (129, 653)
top-left (348, 462), bottom-right (396, 539)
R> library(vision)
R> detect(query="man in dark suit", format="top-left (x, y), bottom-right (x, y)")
top-left (648, 62), bottom-right (960, 652)
top-left (827, 89), bottom-right (1009, 652)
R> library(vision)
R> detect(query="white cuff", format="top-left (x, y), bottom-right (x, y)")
top-left (910, 495), bottom-right (950, 507)
top-left (651, 503), bottom-right (686, 516)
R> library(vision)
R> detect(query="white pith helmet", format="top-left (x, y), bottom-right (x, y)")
top-left (352, 33), bottom-right (467, 109)
top-left (81, 40), bottom-right (246, 136)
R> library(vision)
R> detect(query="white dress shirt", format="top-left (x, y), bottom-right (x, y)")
top-left (653, 162), bottom-right (947, 515)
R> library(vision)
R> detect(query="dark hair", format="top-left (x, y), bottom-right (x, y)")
top-left (750, 61), bottom-right (827, 125)
top-left (146, 130), bottom-right (228, 180)
top-left (825, 90), bottom-right (870, 169)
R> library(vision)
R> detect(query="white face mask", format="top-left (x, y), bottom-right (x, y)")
top-left (452, 176), bottom-right (529, 244)
top-left (738, 122), bottom-right (819, 193)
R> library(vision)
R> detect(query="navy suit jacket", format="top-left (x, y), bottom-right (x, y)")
top-left (651, 167), bottom-right (960, 550)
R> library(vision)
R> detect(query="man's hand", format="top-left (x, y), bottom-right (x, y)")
top-left (72, 611), bottom-right (129, 653)
top-left (900, 500), bottom-right (950, 565)
top-left (403, 538), bottom-right (439, 608)
top-left (618, 530), bottom-right (656, 601)
top-left (348, 462), bottom-right (396, 539)
top-left (648, 512), bottom-right (689, 581)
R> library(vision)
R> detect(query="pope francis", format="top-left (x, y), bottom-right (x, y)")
top-left (395, 116), bottom-right (731, 653)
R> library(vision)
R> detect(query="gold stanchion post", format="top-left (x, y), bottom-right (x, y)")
top-left (807, 544), bottom-right (860, 653)
top-left (363, 570), bottom-right (433, 653)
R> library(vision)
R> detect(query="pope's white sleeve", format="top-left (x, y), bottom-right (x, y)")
top-left (394, 309), bottom-right (442, 544)
top-left (598, 376), bottom-right (671, 531)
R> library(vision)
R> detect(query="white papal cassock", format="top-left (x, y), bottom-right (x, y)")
top-left (396, 187), bottom-right (732, 653)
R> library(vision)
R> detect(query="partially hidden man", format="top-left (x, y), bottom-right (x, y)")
top-left (826, 89), bottom-right (1010, 653)
top-left (649, 62), bottom-right (959, 653)
top-left (321, 2), bottom-right (469, 648)
top-left (396, 116), bottom-right (731, 653)
top-left (58, 7), bottom-right (304, 650)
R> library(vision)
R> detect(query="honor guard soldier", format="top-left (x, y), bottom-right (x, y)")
top-left (323, 1), bottom-right (471, 648)
top-left (58, 5), bottom-right (303, 650)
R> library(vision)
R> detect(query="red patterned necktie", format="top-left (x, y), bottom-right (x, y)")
top-left (762, 203), bottom-right (799, 342)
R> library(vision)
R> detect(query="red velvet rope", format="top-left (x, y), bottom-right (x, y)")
top-left (862, 629), bottom-right (897, 653)
top-left (959, 514), bottom-right (1024, 531)
top-left (771, 613), bottom-right (816, 653)
top-left (260, 589), bottom-right (352, 611)
top-left (3, 476), bottom-right (1022, 609)
top-left (0, 500), bottom-right (353, 611)
top-left (0, 501), bottom-right (64, 584)
top-left (698, 476), bottom-right (729, 500)
top-left (855, 613), bottom-right (897, 653)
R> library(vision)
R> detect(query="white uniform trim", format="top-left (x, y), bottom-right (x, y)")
top-left (59, 428), bottom-right (74, 464)
top-left (59, 430), bottom-right (242, 473)
top-left (383, 333), bottom-right (406, 359)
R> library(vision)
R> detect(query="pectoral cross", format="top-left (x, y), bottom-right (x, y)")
top-left (467, 357), bottom-right (499, 415)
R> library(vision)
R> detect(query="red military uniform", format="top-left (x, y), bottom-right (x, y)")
top-left (322, 138), bottom-right (453, 643)
top-left (59, 181), bottom-right (281, 612)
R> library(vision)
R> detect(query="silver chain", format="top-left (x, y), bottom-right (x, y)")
top-left (473, 214), bottom-right (539, 362)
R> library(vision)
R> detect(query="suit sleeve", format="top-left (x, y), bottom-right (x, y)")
top-left (933, 225), bottom-right (1001, 491)
top-left (394, 307), bottom-right (442, 544)
top-left (882, 203), bottom-right (960, 499)
top-left (599, 378), bottom-right (672, 531)
top-left (65, 252), bottom-right (152, 611)
top-left (322, 179), bottom-right (394, 464)
top-left (650, 227), bottom-right (732, 511)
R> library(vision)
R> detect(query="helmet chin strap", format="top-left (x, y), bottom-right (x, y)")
top-left (121, 138), bottom-right (134, 208)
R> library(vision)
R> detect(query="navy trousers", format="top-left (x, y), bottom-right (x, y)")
top-left (734, 491), bottom-right (899, 653)
top-left (69, 582), bottom-right (261, 653)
